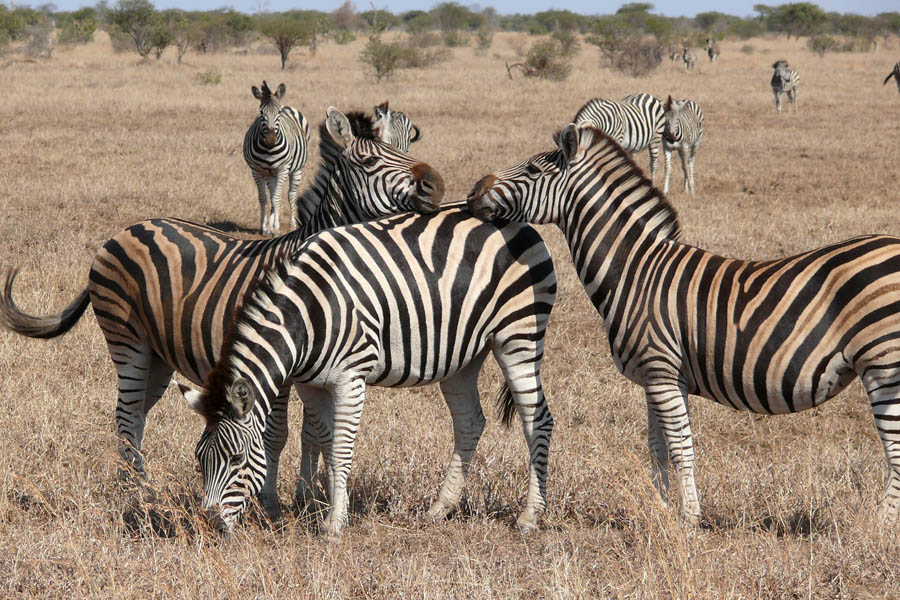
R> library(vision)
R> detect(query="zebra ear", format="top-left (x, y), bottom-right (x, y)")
top-left (251, 85), bottom-right (261, 100)
top-left (410, 124), bottom-right (422, 143)
top-left (325, 106), bottom-right (355, 149)
top-left (373, 102), bottom-right (389, 119)
top-left (274, 83), bottom-right (286, 100)
top-left (227, 378), bottom-right (256, 419)
top-left (558, 123), bottom-right (580, 163)
top-left (178, 384), bottom-right (206, 414)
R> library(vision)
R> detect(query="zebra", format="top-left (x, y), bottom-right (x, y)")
top-left (705, 38), bottom-right (719, 62)
top-left (573, 93), bottom-right (664, 180)
top-left (0, 107), bottom-right (444, 519)
top-left (467, 122), bottom-right (900, 527)
top-left (661, 95), bottom-right (704, 195)
top-left (771, 60), bottom-right (800, 113)
top-left (243, 81), bottom-right (310, 236)
top-left (372, 101), bottom-right (422, 152)
top-left (682, 47), bottom-right (697, 71)
top-left (177, 209), bottom-right (557, 537)
top-left (884, 62), bottom-right (900, 97)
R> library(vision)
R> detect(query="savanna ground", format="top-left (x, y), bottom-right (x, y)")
top-left (1, 30), bottom-right (899, 598)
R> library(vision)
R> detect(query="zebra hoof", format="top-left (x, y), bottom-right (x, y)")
top-left (515, 510), bottom-right (540, 534)
top-left (258, 493), bottom-right (283, 521)
top-left (320, 517), bottom-right (344, 540)
top-left (425, 501), bottom-right (452, 523)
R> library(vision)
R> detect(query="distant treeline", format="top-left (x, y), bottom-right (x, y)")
top-left (2, 1), bottom-right (898, 61)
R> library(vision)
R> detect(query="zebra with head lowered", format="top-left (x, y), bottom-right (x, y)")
top-left (661, 95), bottom-right (704, 195)
top-left (0, 106), bottom-right (444, 519)
top-left (372, 101), bottom-right (422, 152)
top-left (884, 62), bottom-right (900, 97)
top-left (178, 209), bottom-right (557, 537)
top-left (771, 60), bottom-right (800, 112)
top-left (468, 122), bottom-right (900, 527)
top-left (573, 92), bottom-right (664, 179)
top-left (243, 81), bottom-right (310, 236)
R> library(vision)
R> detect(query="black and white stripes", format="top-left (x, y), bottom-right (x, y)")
top-left (661, 96), bottom-right (704, 194)
top-left (242, 81), bottom-right (310, 235)
top-left (468, 123), bottom-right (900, 526)
top-left (771, 60), bottom-right (800, 113)
top-left (180, 210), bottom-right (557, 536)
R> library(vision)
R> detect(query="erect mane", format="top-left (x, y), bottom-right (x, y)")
top-left (558, 124), bottom-right (682, 242)
top-left (316, 110), bottom-right (377, 150)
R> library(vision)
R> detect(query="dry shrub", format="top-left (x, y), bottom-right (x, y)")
top-left (506, 38), bottom-right (571, 81)
top-left (612, 38), bottom-right (663, 77)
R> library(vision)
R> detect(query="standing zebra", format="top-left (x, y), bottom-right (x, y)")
top-left (573, 93), bottom-right (664, 179)
top-left (468, 122), bottom-right (900, 526)
top-left (705, 38), bottom-right (719, 62)
top-left (0, 107), bottom-right (444, 518)
top-left (771, 60), bottom-right (800, 113)
top-left (884, 62), bottom-right (900, 97)
top-left (682, 47), bottom-right (697, 71)
top-left (178, 209), bottom-right (557, 537)
top-left (661, 95), bottom-right (704, 195)
top-left (243, 81), bottom-right (310, 236)
top-left (372, 101), bottom-right (421, 152)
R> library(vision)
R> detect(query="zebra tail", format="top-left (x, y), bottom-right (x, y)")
top-left (885, 72), bottom-right (894, 86)
top-left (496, 383), bottom-right (517, 428)
top-left (0, 268), bottom-right (90, 339)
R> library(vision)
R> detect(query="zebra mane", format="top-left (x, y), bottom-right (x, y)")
top-left (565, 124), bottom-right (682, 242)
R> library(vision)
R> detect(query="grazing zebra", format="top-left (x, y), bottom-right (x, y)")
top-left (0, 107), bottom-right (444, 518)
top-left (884, 62), bottom-right (900, 96)
top-left (771, 60), bottom-right (800, 113)
top-left (682, 47), bottom-right (697, 71)
top-left (372, 101), bottom-right (421, 152)
top-left (573, 93), bottom-right (664, 179)
top-left (178, 209), bottom-right (557, 537)
top-left (661, 95), bottom-right (704, 195)
top-left (243, 81), bottom-right (310, 236)
top-left (705, 38), bottom-right (719, 62)
top-left (468, 122), bottom-right (900, 527)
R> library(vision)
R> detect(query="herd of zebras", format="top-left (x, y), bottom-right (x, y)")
top-left (2, 63), bottom-right (900, 539)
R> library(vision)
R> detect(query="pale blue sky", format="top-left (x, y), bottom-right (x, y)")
top-left (35, 0), bottom-right (899, 18)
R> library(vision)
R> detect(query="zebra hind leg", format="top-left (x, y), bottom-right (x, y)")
top-left (861, 366), bottom-right (900, 525)
top-left (493, 346), bottom-right (554, 533)
top-left (679, 147), bottom-right (691, 193)
top-left (662, 148), bottom-right (673, 195)
top-left (426, 352), bottom-right (489, 523)
top-left (320, 376), bottom-right (366, 538)
top-left (647, 403), bottom-right (670, 503)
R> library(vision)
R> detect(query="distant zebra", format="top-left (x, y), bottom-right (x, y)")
top-left (0, 107), bottom-right (444, 519)
top-left (771, 60), bottom-right (800, 112)
top-left (682, 47), bottom-right (697, 71)
top-left (705, 38), bottom-right (719, 62)
top-left (243, 81), bottom-right (310, 235)
top-left (884, 62), bottom-right (900, 97)
top-left (372, 101), bottom-right (422, 152)
top-left (468, 122), bottom-right (900, 527)
top-left (178, 209), bottom-right (557, 537)
top-left (661, 95), bottom-right (704, 194)
top-left (574, 93), bottom-right (664, 179)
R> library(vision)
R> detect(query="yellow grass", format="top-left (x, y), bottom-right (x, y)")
top-left (1, 31), bottom-right (900, 598)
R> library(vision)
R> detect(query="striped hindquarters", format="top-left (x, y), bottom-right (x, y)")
top-left (574, 94), bottom-right (663, 155)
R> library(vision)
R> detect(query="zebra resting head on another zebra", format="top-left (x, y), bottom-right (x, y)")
top-left (468, 122), bottom-right (900, 528)
top-left (243, 80), bottom-right (310, 236)
top-left (884, 62), bottom-right (900, 95)
top-left (372, 101), bottom-right (422, 152)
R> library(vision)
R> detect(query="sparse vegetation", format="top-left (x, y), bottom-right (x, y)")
top-left (506, 37), bottom-right (571, 81)
top-left (194, 67), bottom-right (221, 85)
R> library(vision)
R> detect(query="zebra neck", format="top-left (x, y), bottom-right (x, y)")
top-left (559, 157), bottom-right (679, 321)
top-left (295, 138), bottom-right (346, 232)
top-left (298, 177), bottom-right (358, 238)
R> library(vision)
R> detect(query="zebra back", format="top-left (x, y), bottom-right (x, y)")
top-left (573, 94), bottom-right (663, 155)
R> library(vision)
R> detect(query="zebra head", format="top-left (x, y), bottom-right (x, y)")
top-left (251, 81), bottom-right (287, 148)
top-left (371, 101), bottom-right (422, 152)
top-left (662, 95), bottom-right (686, 144)
top-left (323, 106), bottom-right (444, 216)
top-left (180, 377), bottom-right (266, 534)
top-left (772, 60), bottom-right (790, 81)
top-left (467, 123), bottom-right (590, 224)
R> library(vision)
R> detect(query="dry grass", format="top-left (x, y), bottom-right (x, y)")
top-left (1, 32), bottom-right (900, 598)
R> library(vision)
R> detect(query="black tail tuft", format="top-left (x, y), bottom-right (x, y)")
top-left (496, 383), bottom-right (517, 428)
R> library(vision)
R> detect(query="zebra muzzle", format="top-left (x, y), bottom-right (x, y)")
top-left (412, 163), bottom-right (445, 209)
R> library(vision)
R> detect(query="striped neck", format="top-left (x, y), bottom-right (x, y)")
top-left (558, 134), bottom-right (680, 321)
top-left (295, 128), bottom-right (358, 235)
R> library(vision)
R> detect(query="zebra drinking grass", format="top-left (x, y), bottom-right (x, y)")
top-left (771, 60), bottom-right (800, 113)
top-left (661, 96), bottom-right (704, 195)
top-left (0, 107), bottom-right (443, 519)
top-left (884, 62), bottom-right (900, 97)
top-left (243, 81), bottom-right (310, 236)
top-left (468, 122), bottom-right (900, 527)
top-left (574, 93), bottom-right (663, 179)
top-left (178, 209), bottom-right (557, 537)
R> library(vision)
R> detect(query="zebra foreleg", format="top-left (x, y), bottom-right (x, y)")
top-left (662, 148), bottom-right (673, 195)
top-left (645, 383), bottom-right (700, 526)
top-left (774, 89), bottom-right (782, 113)
top-left (426, 354), bottom-right (488, 523)
top-left (268, 171), bottom-right (289, 236)
top-left (679, 147), bottom-right (691, 193)
top-left (252, 172), bottom-right (270, 235)
top-left (648, 139), bottom-right (660, 180)
top-left (258, 385), bottom-right (291, 520)
top-left (321, 376), bottom-right (366, 538)
top-left (287, 171), bottom-right (303, 231)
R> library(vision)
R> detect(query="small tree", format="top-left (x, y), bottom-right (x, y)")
top-left (149, 15), bottom-right (172, 59)
top-left (107, 0), bottom-right (156, 59)
top-left (586, 16), bottom-right (634, 67)
top-left (807, 34), bottom-right (839, 56)
top-left (506, 38), bottom-right (571, 81)
top-left (258, 14), bottom-right (314, 70)
top-left (359, 35), bottom-right (406, 81)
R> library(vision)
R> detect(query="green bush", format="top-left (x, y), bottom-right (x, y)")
top-left (807, 34), bottom-right (839, 56)
top-left (443, 29), bottom-right (468, 47)
top-left (59, 18), bottom-right (97, 45)
top-left (194, 67), bottom-right (222, 85)
top-left (360, 36), bottom-right (408, 81)
top-left (507, 38), bottom-right (571, 81)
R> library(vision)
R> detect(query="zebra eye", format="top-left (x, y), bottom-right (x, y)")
top-left (525, 163), bottom-right (543, 177)
top-left (361, 156), bottom-right (379, 167)
top-left (229, 453), bottom-right (244, 467)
